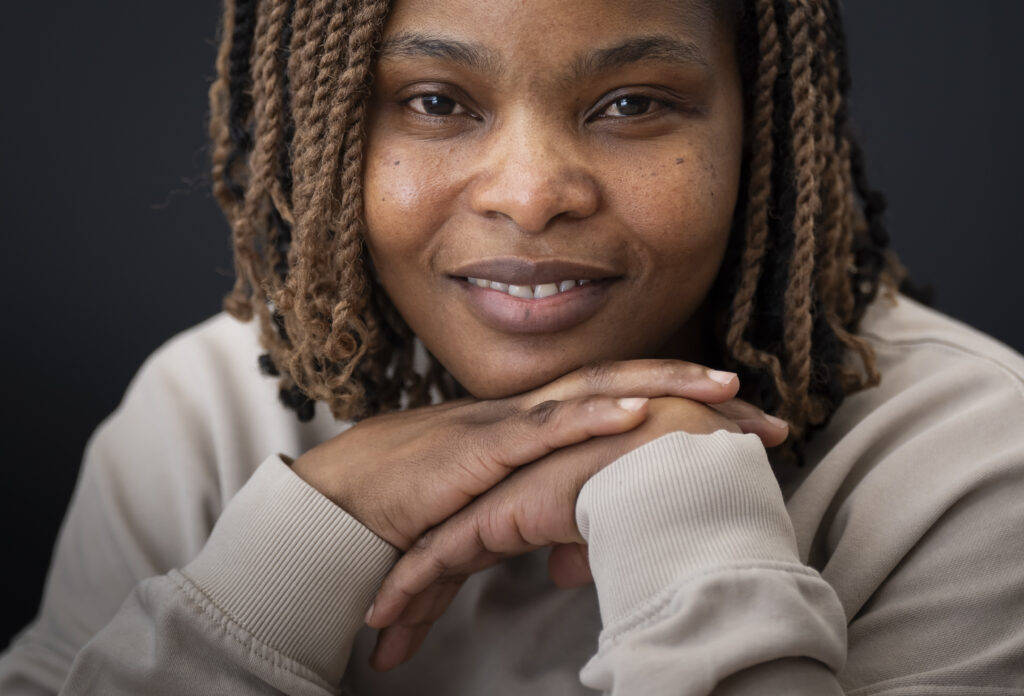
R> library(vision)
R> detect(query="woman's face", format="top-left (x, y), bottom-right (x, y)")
top-left (364, 0), bottom-right (743, 399)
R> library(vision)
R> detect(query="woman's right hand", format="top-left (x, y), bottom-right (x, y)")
top-left (290, 360), bottom-right (756, 550)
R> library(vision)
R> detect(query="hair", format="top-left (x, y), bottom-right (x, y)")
top-left (208, 0), bottom-right (903, 452)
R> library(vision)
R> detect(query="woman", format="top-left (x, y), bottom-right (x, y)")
top-left (2, 0), bottom-right (1022, 694)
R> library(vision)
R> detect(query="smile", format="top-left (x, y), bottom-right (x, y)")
top-left (455, 276), bottom-right (614, 335)
top-left (464, 277), bottom-right (592, 299)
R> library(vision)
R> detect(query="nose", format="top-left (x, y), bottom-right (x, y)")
top-left (468, 115), bottom-right (600, 233)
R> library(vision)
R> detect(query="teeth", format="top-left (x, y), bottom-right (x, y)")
top-left (533, 283), bottom-right (559, 299)
top-left (466, 277), bottom-right (593, 299)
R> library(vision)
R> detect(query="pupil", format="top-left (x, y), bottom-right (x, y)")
top-left (616, 96), bottom-right (650, 116)
top-left (422, 95), bottom-right (455, 115)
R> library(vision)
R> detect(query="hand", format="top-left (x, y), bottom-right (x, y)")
top-left (365, 396), bottom-right (788, 670)
top-left (291, 360), bottom-right (750, 551)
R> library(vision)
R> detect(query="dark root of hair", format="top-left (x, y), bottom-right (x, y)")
top-left (718, 0), bottom-right (902, 456)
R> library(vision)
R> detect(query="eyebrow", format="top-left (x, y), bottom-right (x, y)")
top-left (378, 32), bottom-right (504, 77)
top-left (571, 35), bottom-right (710, 80)
top-left (377, 32), bottom-right (709, 83)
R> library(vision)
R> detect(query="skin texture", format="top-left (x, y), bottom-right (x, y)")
top-left (363, 0), bottom-right (745, 399)
top-left (291, 0), bottom-right (777, 673)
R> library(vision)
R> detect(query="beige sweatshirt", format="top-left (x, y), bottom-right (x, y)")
top-left (0, 296), bottom-right (1022, 695)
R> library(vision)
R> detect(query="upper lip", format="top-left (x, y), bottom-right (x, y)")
top-left (449, 257), bottom-right (620, 285)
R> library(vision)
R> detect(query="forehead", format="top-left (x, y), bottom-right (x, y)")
top-left (382, 0), bottom-right (723, 39)
top-left (379, 0), bottom-right (731, 78)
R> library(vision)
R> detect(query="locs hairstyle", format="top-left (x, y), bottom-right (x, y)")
top-left (208, 0), bottom-right (901, 450)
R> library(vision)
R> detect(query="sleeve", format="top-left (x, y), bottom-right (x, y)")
top-left (805, 345), bottom-right (1024, 694)
top-left (575, 431), bottom-right (848, 696)
top-left (59, 456), bottom-right (398, 696)
top-left (0, 328), bottom-right (399, 695)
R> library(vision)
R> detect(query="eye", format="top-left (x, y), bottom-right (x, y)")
top-left (407, 94), bottom-right (467, 117)
top-left (598, 94), bottom-right (664, 119)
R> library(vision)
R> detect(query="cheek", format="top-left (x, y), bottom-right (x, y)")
top-left (363, 140), bottom-right (457, 269)
top-left (365, 154), bottom-right (424, 249)
top-left (609, 145), bottom-right (740, 275)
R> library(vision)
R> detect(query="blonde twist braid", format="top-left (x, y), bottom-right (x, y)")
top-left (779, 0), bottom-right (821, 425)
top-left (211, 0), bottom-right (900, 447)
top-left (726, 0), bottom-right (789, 402)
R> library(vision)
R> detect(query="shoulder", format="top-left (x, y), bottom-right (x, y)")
top-left (86, 314), bottom-right (345, 513)
top-left (791, 298), bottom-right (1024, 691)
top-left (843, 295), bottom-right (1024, 469)
top-left (788, 294), bottom-right (1024, 573)
top-left (812, 295), bottom-right (1024, 462)
top-left (789, 294), bottom-right (1024, 599)
top-left (860, 293), bottom-right (1024, 392)
top-left (133, 313), bottom-right (279, 423)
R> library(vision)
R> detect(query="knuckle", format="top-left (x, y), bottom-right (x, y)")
top-left (451, 423), bottom-right (513, 476)
top-left (652, 359), bottom-right (699, 386)
top-left (409, 528), bottom-right (440, 559)
top-left (578, 360), bottom-right (618, 390)
top-left (578, 394), bottom-right (609, 416)
top-left (523, 399), bottom-right (560, 427)
top-left (450, 420), bottom-right (519, 481)
top-left (674, 360), bottom-right (705, 381)
top-left (410, 536), bottom-right (451, 579)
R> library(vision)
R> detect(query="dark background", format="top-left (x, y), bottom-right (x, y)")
top-left (1, 2), bottom-right (1022, 649)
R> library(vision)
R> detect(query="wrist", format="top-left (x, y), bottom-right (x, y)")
top-left (291, 448), bottom-right (412, 549)
top-left (182, 455), bottom-right (399, 684)
top-left (576, 431), bottom-right (798, 626)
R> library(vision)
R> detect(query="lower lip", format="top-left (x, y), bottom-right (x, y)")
top-left (454, 278), bottom-right (615, 334)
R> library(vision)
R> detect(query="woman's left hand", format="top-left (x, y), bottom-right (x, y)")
top-left (365, 396), bottom-right (788, 671)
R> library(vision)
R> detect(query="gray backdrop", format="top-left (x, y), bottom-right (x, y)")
top-left (1, 2), bottom-right (1022, 648)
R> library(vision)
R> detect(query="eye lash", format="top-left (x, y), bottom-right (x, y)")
top-left (400, 88), bottom-right (482, 121)
top-left (587, 88), bottom-right (702, 123)
top-left (594, 95), bottom-right (670, 120)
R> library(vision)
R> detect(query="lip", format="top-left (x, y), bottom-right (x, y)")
top-left (453, 276), bottom-right (616, 334)
top-left (449, 257), bottom-right (620, 286)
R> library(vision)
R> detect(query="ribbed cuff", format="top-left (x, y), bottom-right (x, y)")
top-left (182, 455), bottom-right (399, 686)
top-left (576, 431), bottom-right (800, 628)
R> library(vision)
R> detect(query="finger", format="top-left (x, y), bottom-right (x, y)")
top-left (372, 437), bottom-right (599, 626)
top-left (392, 576), bottom-right (467, 627)
top-left (372, 422), bottom-right (634, 628)
top-left (517, 359), bottom-right (739, 409)
top-left (457, 395), bottom-right (649, 498)
top-left (548, 543), bottom-right (593, 588)
top-left (370, 623), bottom-right (432, 672)
top-left (369, 512), bottom-right (513, 628)
top-left (710, 399), bottom-right (790, 448)
top-left (368, 577), bottom-right (466, 670)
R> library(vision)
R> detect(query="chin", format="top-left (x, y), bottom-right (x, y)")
top-left (455, 370), bottom-right (559, 401)
top-left (444, 341), bottom-right (657, 401)
top-left (446, 357), bottom-right (581, 401)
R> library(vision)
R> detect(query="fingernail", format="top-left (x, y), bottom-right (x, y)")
top-left (365, 603), bottom-right (375, 624)
top-left (707, 370), bottom-right (736, 386)
top-left (764, 413), bottom-right (789, 429)
top-left (617, 397), bottom-right (648, 412)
